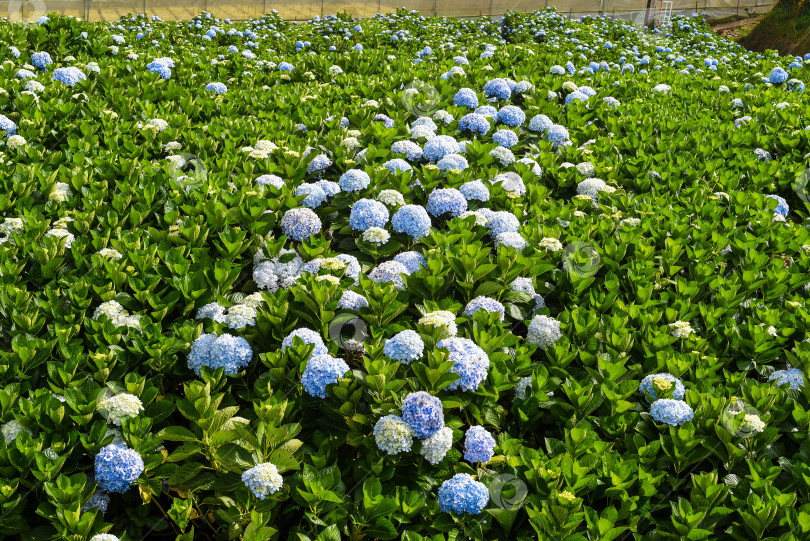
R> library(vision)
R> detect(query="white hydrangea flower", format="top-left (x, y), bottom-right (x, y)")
top-left (254, 140), bottom-right (277, 152)
top-left (224, 304), bottom-right (257, 330)
top-left (514, 376), bottom-right (532, 401)
top-left (98, 393), bottom-right (144, 426)
top-left (420, 427), bottom-right (453, 465)
top-left (145, 118), bottom-right (168, 132)
top-left (44, 228), bottom-right (75, 248)
top-left (49, 182), bottom-right (72, 202)
top-left (97, 248), bottom-right (123, 259)
top-left (1, 419), bottom-right (31, 443)
top-left (378, 190), bottom-right (405, 207)
top-left (539, 238), bottom-right (563, 251)
top-left (362, 227), bottom-right (390, 245)
top-left (418, 310), bottom-right (458, 337)
top-left (7, 135), bottom-right (26, 149)
top-left (669, 320), bottom-right (695, 338)
top-left (527, 315), bottom-right (562, 349)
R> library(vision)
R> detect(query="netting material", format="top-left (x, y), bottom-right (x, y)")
top-left (0, 0), bottom-right (775, 23)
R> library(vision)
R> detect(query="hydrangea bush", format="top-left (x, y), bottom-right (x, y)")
top-left (0, 7), bottom-right (809, 541)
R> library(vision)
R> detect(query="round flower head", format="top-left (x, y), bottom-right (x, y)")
top-left (363, 227), bottom-right (390, 245)
top-left (82, 490), bottom-right (110, 514)
top-left (392, 205), bottom-right (431, 239)
top-left (242, 462), bottom-right (283, 499)
top-left (281, 208), bottom-right (321, 241)
top-left (53, 67), bottom-right (86, 86)
top-left (497, 105), bottom-right (526, 127)
top-left (98, 393), bottom-right (144, 426)
top-left (423, 135), bottom-right (460, 163)
top-left (316, 180), bottom-right (341, 198)
top-left (412, 116), bottom-right (438, 131)
top-left (339, 169), bottom-right (371, 192)
top-left (492, 129), bottom-right (518, 148)
top-left (458, 113), bottom-right (491, 136)
top-left (374, 415), bottom-right (413, 455)
top-left (90, 535), bottom-right (119, 541)
top-left (295, 183), bottom-right (327, 209)
top-left (436, 153), bottom-right (469, 173)
top-left (31, 51), bottom-right (53, 70)
top-left (337, 290), bottom-right (368, 311)
top-left (576, 178), bottom-right (611, 203)
top-left (224, 304), bottom-right (257, 330)
top-left (483, 78), bottom-right (511, 100)
top-left (282, 328), bottom-right (328, 357)
top-left (649, 399), bottom-right (694, 426)
top-left (393, 251), bottom-right (427, 274)
top-left (514, 376), bottom-right (532, 401)
top-left (438, 337), bottom-right (490, 392)
top-left (463, 296), bottom-right (505, 321)
top-left (486, 211), bottom-right (520, 236)
top-left (378, 189), bottom-right (405, 207)
top-left (769, 368), bottom-right (804, 389)
top-left (384, 158), bottom-right (412, 174)
top-left (401, 391), bottom-right (444, 439)
top-left (147, 60), bottom-right (171, 79)
top-left (369, 260), bottom-right (410, 288)
top-left (187, 333), bottom-right (253, 376)
top-left (94, 444), bottom-right (144, 493)
top-left (391, 140), bottom-right (423, 162)
top-left (438, 473), bottom-right (489, 515)
top-left (0, 115), bottom-right (16, 137)
top-left (301, 354), bottom-right (350, 398)
top-left (459, 180), bottom-right (490, 202)
top-left (546, 124), bottom-right (571, 148)
top-left (527, 315), bottom-right (562, 349)
top-left (454, 88), bottom-right (479, 109)
top-left (493, 172), bottom-right (525, 196)
top-left (421, 426), bottom-right (453, 464)
top-left (384, 330), bottom-right (424, 363)
top-left (769, 67), bottom-right (788, 84)
top-left (427, 188), bottom-right (468, 218)
top-left (350, 199), bottom-right (389, 231)
top-left (419, 310), bottom-right (458, 337)
top-left (306, 154), bottom-right (332, 175)
top-left (205, 82), bottom-right (227, 94)
top-left (765, 195), bottom-right (789, 217)
top-left (475, 105), bottom-right (498, 118)
top-left (639, 373), bottom-right (685, 402)
top-left (1, 419), bottom-right (30, 443)
top-left (256, 174), bottom-right (284, 190)
top-left (490, 146), bottom-right (516, 167)
top-left (463, 425), bottom-right (496, 463)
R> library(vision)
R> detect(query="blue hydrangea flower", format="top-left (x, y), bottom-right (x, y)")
top-left (495, 232), bottom-right (526, 251)
top-left (392, 205), bottom-right (431, 239)
top-left (391, 140), bottom-right (423, 161)
top-left (458, 113), bottom-right (490, 136)
top-left (639, 373), bottom-right (686, 402)
top-left (281, 208), bottom-right (322, 241)
top-left (497, 106), bottom-right (526, 127)
top-left (7, 46), bottom-right (20, 58)
top-left (765, 195), bottom-right (789, 217)
top-left (438, 337), bottom-right (490, 392)
top-left (187, 333), bottom-right (253, 376)
top-left (94, 444), bottom-right (144, 493)
top-left (436, 153), bottom-right (469, 172)
top-left (31, 51), bottom-right (53, 70)
top-left (454, 88), bottom-right (479, 109)
top-left (384, 330), bottom-right (424, 363)
top-left (459, 180), bottom-right (490, 202)
top-left (306, 154), bottom-right (332, 175)
top-left (423, 135), bottom-right (461, 163)
top-left (649, 399), bottom-right (694, 426)
top-left (769, 368), bottom-right (804, 389)
top-left (205, 82), bottom-right (227, 94)
top-left (374, 114), bottom-right (395, 128)
top-left (427, 188), bottom-right (468, 217)
top-left (547, 124), bottom-right (571, 148)
top-left (339, 169), bottom-right (371, 192)
top-left (369, 261), bottom-right (410, 287)
top-left (475, 105), bottom-right (498, 118)
top-left (483, 78), bottom-right (511, 100)
top-left (373, 415), bottom-right (413, 454)
top-left (15, 69), bottom-right (36, 81)
top-left (0, 115), bottom-right (16, 137)
top-left (463, 296), bottom-right (505, 321)
top-left (337, 290), bottom-right (368, 310)
top-left (769, 67), bottom-right (788, 84)
top-left (278, 62), bottom-right (294, 71)
top-left (350, 199), bottom-right (389, 231)
top-left (242, 462), bottom-right (283, 499)
top-left (463, 425), bottom-right (495, 463)
top-left (384, 158), bottom-right (412, 174)
top-left (295, 183), bottom-right (327, 208)
top-left (147, 60), bottom-right (171, 79)
top-left (492, 129), bottom-right (518, 148)
top-left (393, 251), bottom-right (427, 274)
top-left (301, 354), bottom-right (350, 398)
top-left (316, 180), bottom-right (341, 198)
top-left (282, 328), bottom-right (328, 357)
top-left (565, 90), bottom-right (589, 106)
top-left (485, 211), bottom-right (520, 236)
top-left (412, 116), bottom-right (438, 131)
top-left (402, 391), bottom-right (444, 439)
top-left (438, 473), bottom-right (489, 515)
top-left (52, 67), bottom-right (86, 86)
top-left (256, 175), bottom-right (284, 190)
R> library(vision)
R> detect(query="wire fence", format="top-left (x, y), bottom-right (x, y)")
top-left (2, 0), bottom-right (776, 23)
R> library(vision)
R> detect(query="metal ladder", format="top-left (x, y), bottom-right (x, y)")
top-left (659, 0), bottom-right (673, 28)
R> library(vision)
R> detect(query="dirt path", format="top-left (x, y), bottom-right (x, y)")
top-left (711, 17), bottom-right (760, 32)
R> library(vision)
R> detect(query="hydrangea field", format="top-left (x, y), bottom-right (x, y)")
top-left (2, 7), bottom-right (810, 541)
